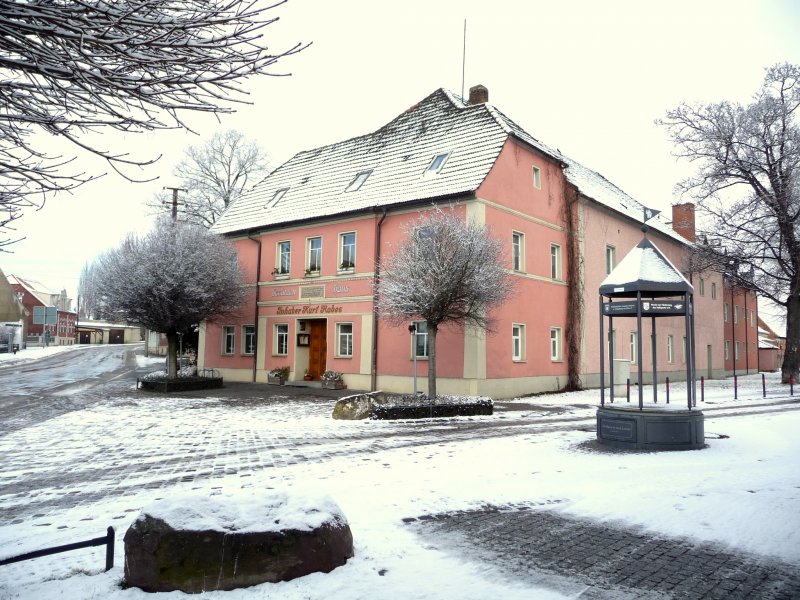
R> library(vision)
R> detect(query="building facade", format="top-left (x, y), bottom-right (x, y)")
top-left (199, 86), bottom-right (735, 397)
top-left (8, 275), bottom-right (77, 346)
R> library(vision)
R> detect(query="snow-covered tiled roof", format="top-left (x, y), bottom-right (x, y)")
top-left (212, 90), bottom-right (513, 235)
top-left (212, 88), bottom-right (686, 243)
top-left (599, 237), bottom-right (693, 297)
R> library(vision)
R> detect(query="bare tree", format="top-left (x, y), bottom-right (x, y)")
top-left (77, 261), bottom-right (102, 320)
top-left (95, 217), bottom-right (248, 377)
top-left (376, 207), bottom-right (515, 399)
top-left (152, 129), bottom-right (269, 227)
top-left (660, 62), bottom-right (800, 383)
top-left (0, 0), bottom-right (306, 246)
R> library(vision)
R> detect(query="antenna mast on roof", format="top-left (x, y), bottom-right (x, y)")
top-left (461, 19), bottom-right (467, 101)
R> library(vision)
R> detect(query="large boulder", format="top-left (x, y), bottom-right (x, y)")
top-left (124, 493), bottom-right (353, 593)
top-left (332, 391), bottom-right (387, 420)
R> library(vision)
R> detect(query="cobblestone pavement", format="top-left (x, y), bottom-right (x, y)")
top-left (2, 347), bottom-right (799, 597)
top-left (406, 506), bottom-right (800, 599)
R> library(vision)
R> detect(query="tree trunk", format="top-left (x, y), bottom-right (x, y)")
top-left (782, 294), bottom-right (800, 384)
top-left (166, 332), bottom-right (179, 379)
top-left (427, 322), bottom-right (438, 401)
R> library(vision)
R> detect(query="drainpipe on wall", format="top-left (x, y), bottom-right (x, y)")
top-left (371, 208), bottom-right (388, 392)
top-left (248, 232), bottom-right (262, 383)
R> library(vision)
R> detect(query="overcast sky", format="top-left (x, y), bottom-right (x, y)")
top-left (2, 0), bottom-right (799, 327)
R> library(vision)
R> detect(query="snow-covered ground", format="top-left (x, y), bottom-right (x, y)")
top-left (0, 361), bottom-right (798, 599)
top-left (0, 343), bottom-right (86, 367)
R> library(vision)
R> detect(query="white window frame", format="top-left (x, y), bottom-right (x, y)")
top-left (750, 310), bottom-right (755, 327)
top-left (550, 327), bottom-right (562, 361)
top-left (512, 323), bottom-right (525, 361)
top-left (275, 323), bottom-right (289, 356)
top-left (425, 152), bottom-right (450, 175)
top-left (306, 236), bottom-right (322, 274)
top-left (550, 243), bottom-right (562, 280)
top-left (735, 341), bottom-right (741, 360)
top-left (222, 325), bottom-right (235, 355)
top-left (667, 334), bottom-right (674, 363)
top-left (532, 165), bottom-right (542, 189)
top-left (734, 305), bottom-right (739, 325)
top-left (724, 303), bottom-right (729, 322)
top-left (339, 232), bottom-right (356, 272)
top-left (682, 336), bottom-right (687, 363)
top-left (277, 240), bottom-right (291, 276)
top-left (336, 322), bottom-right (353, 357)
top-left (265, 187), bottom-right (289, 208)
top-left (605, 245), bottom-right (616, 275)
top-left (725, 340), bottom-right (730, 361)
top-left (630, 332), bottom-right (638, 364)
top-left (512, 231), bottom-right (524, 271)
top-left (412, 321), bottom-right (429, 359)
top-left (345, 170), bottom-right (372, 192)
top-left (699, 278), bottom-right (705, 296)
top-left (242, 325), bottom-right (255, 355)
top-left (711, 281), bottom-right (717, 299)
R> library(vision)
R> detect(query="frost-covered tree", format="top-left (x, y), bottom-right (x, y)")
top-left (0, 0), bottom-right (305, 246)
top-left (95, 217), bottom-right (247, 377)
top-left (376, 207), bottom-right (515, 399)
top-left (77, 261), bottom-right (102, 320)
top-left (660, 63), bottom-right (800, 383)
top-left (151, 130), bottom-right (269, 227)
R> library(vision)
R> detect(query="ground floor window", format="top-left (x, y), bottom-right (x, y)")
top-left (336, 322), bottom-right (353, 357)
top-left (550, 327), bottom-right (562, 361)
top-left (512, 323), bottom-right (525, 361)
top-left (630, 332), bottom-right (637, 364)
top-left (275, 323), bottom-right (289, 356)
top-left (667, 334), bottom-right (674, 363)
top-left (413, 321), bottom-right (428, 358)
top-left (242, 325), bottom-right (255, 355)
top-left (222, 326), bottom-right (235, 355)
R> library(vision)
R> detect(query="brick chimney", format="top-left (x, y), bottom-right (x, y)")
top-left (671, 202), bottom-right (696, 242)
top-left (468, 84), bottom-right (489, 105)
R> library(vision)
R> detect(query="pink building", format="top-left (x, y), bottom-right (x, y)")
top-left (200, 85), bottom-right (730, 396)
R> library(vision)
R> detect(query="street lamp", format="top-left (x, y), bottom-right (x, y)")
top-left (408, 323), bottom-right (417, 395)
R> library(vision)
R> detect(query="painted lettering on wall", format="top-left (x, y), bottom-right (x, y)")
top-left (333, 285), bottom-right (350, 293)
top-left (271, 288), bottom-right (296, 297)
top-left (276, 305), bottom-right (343, 316)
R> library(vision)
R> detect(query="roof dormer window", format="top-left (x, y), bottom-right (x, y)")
top-left (425, 152), bottom-right (450, 175)
top-left (265, 187), bottom-right (289, 208)
top-left (345, 170), bottom-right (372, 192)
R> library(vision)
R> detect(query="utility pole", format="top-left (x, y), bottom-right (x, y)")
top-left (163, 187), bottom-right (187, 221)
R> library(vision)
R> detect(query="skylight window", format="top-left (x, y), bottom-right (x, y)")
top-left (265, 187), bottom-right (289, 208)
top-left (345, 170), bottom-right (372, 192)
top-left (425, 152), bottom-right (450, 175)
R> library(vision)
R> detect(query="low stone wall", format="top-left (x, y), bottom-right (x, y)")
top-left (332, 392), bottom-right (493, 420)
top-left (138, 377), bottom-right (223, 393)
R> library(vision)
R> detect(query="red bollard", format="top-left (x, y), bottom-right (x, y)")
top-left (626, 378), bottom-right (631, 403)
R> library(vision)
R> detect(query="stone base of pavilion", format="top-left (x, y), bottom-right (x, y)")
top-left (596, 405), bottom-right (705, 451)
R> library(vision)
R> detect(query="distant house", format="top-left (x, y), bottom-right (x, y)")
top-left (758, 317), bottom-right (785, 373)
top-left (76, 320), bottom-right (144, 345)
top-left (198, 85), bottom-right (734, 395)
top-left (7, 275), bottom-right (77, 346)
top-left (721, 278), bottom-right (759, 376)
top-left (0, 268), bottom-right (27, 352)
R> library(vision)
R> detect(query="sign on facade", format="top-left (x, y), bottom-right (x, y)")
top-left (32, 306), bottom-right (58, 325)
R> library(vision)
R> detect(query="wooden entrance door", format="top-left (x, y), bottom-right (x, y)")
top-left (307, 320), bottom-right (327, 380)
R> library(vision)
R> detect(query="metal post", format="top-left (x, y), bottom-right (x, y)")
top-left (762, 373), bottom-right (766, 398)
top-left (666, 377), bottom-right (670, 404)
top-left (734, 374), bottom-right (738, 400)
top-left (105, 527), bottom-right (115, 572)
top-left (651, 314), bottom-right (657, 404)
top-left (609, 316), bottom-right (614, 403)
top-left (599, 296), bottom-right (605, 407)
top-left (636, 292), bottom-right (644, 410)
top-left (701, 376), bottom-right (705, 403)
top-left (626, 378), bottom-right (630, 402)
